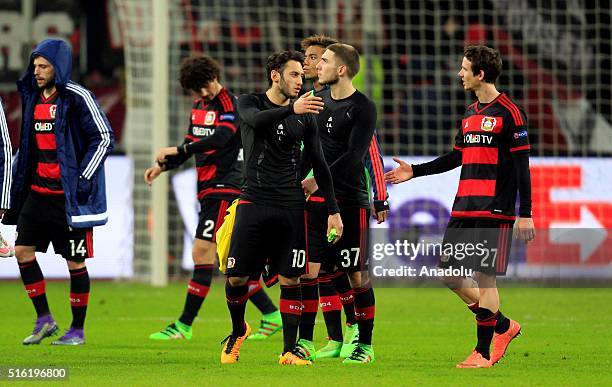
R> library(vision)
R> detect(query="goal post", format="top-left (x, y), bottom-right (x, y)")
top-left (150, 0), bottom-right (169, 287)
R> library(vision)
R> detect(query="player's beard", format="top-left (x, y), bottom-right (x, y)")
top-left (319, 74), bottom-right (339, 86)
top-left (38, 78), bottom-right (56, 92)
top-left (279, 75), bottom-right (297, 100)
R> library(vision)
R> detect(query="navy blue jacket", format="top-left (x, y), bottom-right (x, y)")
top-left (4, 39), bottom-right (114, 228)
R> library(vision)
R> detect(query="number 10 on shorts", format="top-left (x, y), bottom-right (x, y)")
top-left (292, 249), bottom-right (306, 268)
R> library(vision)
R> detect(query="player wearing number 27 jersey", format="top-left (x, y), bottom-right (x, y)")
top-left (386, 45), bottom-right (534, 369)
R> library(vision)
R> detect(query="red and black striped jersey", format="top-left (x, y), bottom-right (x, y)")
top-left (451, 92), bottom-right (530, 220)
top-left (181, 88), bottom-right (243, 200)
top-left (30, 91), bottom-right (64, 196)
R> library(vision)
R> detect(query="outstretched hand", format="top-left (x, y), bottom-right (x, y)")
top-left (384, 157), bottom-right (414, 184)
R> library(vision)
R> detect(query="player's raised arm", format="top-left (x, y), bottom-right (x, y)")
top-left (386, 128), bottom-right (463, 184)
top-left (237, 92), bottom-right (322, 131)
top-left (176, 111), bottom-right (237, 156)
top-left (385, 151), bottom-right (461, 184)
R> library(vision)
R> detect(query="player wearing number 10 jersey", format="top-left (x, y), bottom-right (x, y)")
top-left (145, 55), bottom-right (281, 342)
top-left (220, 50), bottom-right (343, 366)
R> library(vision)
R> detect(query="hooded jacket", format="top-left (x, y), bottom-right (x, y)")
top-left (3, 39), bottom-right (114, 228)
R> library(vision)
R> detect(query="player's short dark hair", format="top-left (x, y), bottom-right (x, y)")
top-left (463, 45), bottom-right (502, 83)
top-left (265, 50), bottom-right (305, 86)
top-left (300, 35), bottom-right (338, 51)
top-left (326, 43), bottom-right (360, 78)
top-left (178, 55), bottom-right (221, 92)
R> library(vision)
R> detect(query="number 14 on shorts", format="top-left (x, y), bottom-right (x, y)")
top-left (69, 239), bottom-right (87, 257)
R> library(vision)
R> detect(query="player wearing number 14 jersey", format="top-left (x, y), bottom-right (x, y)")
top-left (4, 39), bottom-right (114, 346)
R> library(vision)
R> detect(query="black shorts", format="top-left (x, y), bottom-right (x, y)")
top-left (16, 192), bottom-right (94, 262)
top-left (195, 197), bottom-right (235, 242)
top-left (439, 218), bottom-right (514, 276)
top-left (226, 201), bottom-right (306, 279)
top-left (306, 201), bottom-right (370, 273)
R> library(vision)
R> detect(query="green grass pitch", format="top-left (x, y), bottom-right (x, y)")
top-left (1, 280), bottom-right (611, 386)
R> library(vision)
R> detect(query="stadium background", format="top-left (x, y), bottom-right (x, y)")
top-left (1, 2), bottom-right (612, 385)
top-left (0, 1), bottom-right (611, 281)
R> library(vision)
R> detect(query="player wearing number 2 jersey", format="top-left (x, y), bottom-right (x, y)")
top-left (144, 55), bottom-right (281, 342)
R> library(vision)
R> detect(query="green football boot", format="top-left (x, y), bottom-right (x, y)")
top-left (247, 311), bottom-right (282, 340)
top-left (149, 321), bottom-right (192, 340)
top-left (342, 343), bottom-right (375, 364)
top-left (316, 338), bottom-right (343, 358)
top-left (294, 338), bottom-right (317, 362)
top-left (340, 323), bottom-right (359, 358)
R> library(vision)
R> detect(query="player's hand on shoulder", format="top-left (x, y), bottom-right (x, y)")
top-left (144, 165), bottom-right (163, 186)
top-left (293, 92), bottom-right (324, 115)
top-left (384, 157), bottom-right (414, 184)
top-left (515, 217), bottom-right (535, 243)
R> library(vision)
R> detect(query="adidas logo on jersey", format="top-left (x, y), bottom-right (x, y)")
top-left (326, 117), bottom-right (333, 133)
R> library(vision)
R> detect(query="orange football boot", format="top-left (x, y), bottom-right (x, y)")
top-left (456, 350), bottom-right (492, 368)
top-left (220, 322), bottom-right (251, 364)
top-left (490, 319), bottom-right (521, 365)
